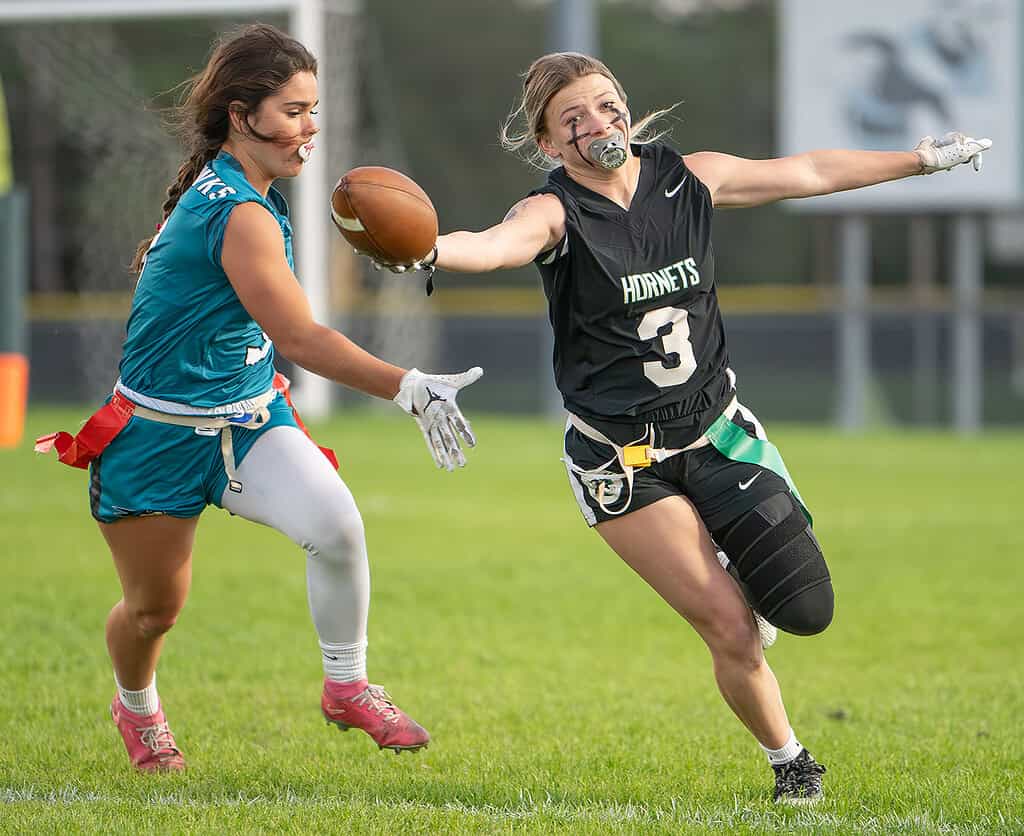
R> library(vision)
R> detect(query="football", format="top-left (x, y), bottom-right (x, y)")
top-left (331, 166), bottom-right (438, 264)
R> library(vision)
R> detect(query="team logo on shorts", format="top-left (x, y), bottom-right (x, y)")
top-left (583, 472), bottom-right (624, 506)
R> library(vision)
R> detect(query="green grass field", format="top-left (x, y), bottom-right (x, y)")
top-left (2, 408), bottom-right (1022, 834)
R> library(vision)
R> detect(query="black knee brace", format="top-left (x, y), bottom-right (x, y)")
top-left (713, 492), bottom-right (834, 636)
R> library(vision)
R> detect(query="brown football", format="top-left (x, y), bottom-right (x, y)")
top-left (331, 166), bottom-right (438, 264)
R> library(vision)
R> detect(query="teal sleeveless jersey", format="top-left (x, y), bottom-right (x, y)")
top-left (118, 151), bottom-right (293, 409)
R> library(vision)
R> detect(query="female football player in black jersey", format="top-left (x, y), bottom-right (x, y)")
top-left (375, 52), bottom-right (989, 803)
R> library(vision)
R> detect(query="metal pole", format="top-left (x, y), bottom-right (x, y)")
top-left (291, 0), bottom-right (331, 419)
top-left (550, 0), bottom-right (597, 54)
top-left (837, 215), bottom-right (870, 431)
top-left (909, 216), bottom-right (939, 425)
top-left (0, 189), bottom-right (27, 355)
top-left (540, 0), bottom-right (598, 417)
top-left (951, 215), bottom-right (982, 433)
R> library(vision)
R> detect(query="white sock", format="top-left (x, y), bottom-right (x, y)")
top-left (116, 673), bottom-right (160, 716)
top-left (320, 638), bottom-right (367, 683)
top-left (761, 728), bottom-right (803, 766)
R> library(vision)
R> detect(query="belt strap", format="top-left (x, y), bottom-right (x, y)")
top-left (221, 428), bottom-right (242, 494)
top-left (37, 376), bottom-right (338, 491)
top-left (35, 387), bottom-right (276, 482)
top-left (129, 387), bottom-right (277, 429)
top-left (566, 397), bottom-right (739, 518)
top-left (569, 397), bottom-right (738, 460)
top-left (127, 388), bottom-right (276, 494)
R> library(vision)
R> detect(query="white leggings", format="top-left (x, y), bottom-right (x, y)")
top-left (219, 425), bottom-right (369, 644)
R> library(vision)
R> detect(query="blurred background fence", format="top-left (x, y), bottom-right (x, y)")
top-left (0, 0), bottom-right (1021, 430)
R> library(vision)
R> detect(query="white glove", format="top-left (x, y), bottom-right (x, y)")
top-left (371, 259), bottom-right (411, 273)
top-left (914, 132), bottom-right (992, 174)
top-left (394, 367), bottom-right (482, 471)
top-left (358, 245), bottom-right (438, 275)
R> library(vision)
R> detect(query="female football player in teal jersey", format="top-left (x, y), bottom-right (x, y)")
top-left (38, 24), bottom-right (481, 772)
top-left (377, 52), bottom-right (990, 803)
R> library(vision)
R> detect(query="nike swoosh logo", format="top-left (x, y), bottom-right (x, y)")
top-left (738, 472), bottom-right (762, 491)
top-left (665, 175), bottom-right (688, 198)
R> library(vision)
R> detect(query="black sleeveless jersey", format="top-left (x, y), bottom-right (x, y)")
top-left (531, 141), bottom-right (732, 447)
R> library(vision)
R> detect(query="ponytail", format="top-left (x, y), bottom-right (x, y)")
top-left (129, 143), bottom-right (218, 274)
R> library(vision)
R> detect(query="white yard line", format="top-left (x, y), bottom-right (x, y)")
top-left (2, 786), bottom-right (1019, 834)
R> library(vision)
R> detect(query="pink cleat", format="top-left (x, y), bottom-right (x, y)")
top-left (110, 696), bottom-right (186, 772)
top-left (321, 679), bottom-right (430, 753)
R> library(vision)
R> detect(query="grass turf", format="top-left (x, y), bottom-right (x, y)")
top-left (2, 407), bottom-right (1022, 834)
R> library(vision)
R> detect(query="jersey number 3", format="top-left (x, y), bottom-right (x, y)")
top-left (637, 306), bottom-right (698, 388)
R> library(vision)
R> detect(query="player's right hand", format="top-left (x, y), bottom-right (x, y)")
top-left (915, 132), bottom-right (992, 174)
top-left (355, 245), bottom-right (437, 275)
top-left (393, 367), bottom-right (482, 471)
top-left (371, 259), bottom-right (410, 273)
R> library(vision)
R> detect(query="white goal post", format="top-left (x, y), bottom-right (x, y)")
top-left (0, 0), bottom-right (351, 418)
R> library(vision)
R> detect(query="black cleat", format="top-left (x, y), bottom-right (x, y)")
top-left (772, 749), bottom-right (826, 805)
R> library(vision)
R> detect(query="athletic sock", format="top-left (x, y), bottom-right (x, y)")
top-left (761, 728), bottom-right (803, 766)
top-left (320, 638), bottom-right (367, 684)
top-left (116, 674), bottom-right (160, 717)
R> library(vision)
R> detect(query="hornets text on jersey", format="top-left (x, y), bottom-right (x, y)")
top-left (531, 141), bottom-right (732, 448)
top-left (117, 151), bottom-right (293, 411)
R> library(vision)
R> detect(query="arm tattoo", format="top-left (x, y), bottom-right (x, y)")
top-left (503, 203), bottom-right (524, 222)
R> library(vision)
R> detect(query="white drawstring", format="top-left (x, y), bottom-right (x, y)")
top-left (564, 420), bottom-right (652, 517)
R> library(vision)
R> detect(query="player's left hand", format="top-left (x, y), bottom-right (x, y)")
top-left (915, 132), bottom-right (992, 174)
top-left (393, 366), bottom-right (482, 471)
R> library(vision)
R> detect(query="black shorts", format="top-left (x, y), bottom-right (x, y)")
top-left (562, 402), bottom-right (796, 530)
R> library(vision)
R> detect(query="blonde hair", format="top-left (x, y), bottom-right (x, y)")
top-left (500, 52), bottom-right (678, 171)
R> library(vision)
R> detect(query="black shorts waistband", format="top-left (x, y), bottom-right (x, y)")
top-left (571, 386), bottom-right (735, 449)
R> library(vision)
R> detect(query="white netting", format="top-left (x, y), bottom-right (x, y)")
top-left (13, 23), bottom-right (182, 295)
top-left (339, 12), bottom-right (439, 383)
top-left (3, 8), bottom-right (438, 407)
top-left (9, 21), bottom-right (183, 394)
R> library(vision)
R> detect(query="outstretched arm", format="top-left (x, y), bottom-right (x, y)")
top-left (222, 202), bottom-right (481, 470)
top-left (222, 203), bottom-right (405, 399)
top-left (434, 193), bottom-right (566, 273)
top-left (686, 132), bottom-right (991, 209)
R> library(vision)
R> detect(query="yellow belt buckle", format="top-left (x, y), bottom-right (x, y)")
top-left (623, 444), bottom-right (652, 468)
